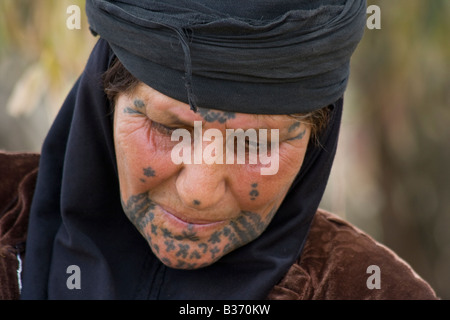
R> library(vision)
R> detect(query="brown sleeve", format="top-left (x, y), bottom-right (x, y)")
top-left (0, 151), bottom-right (39, 300)
top-left (268, 209), bottom-right (439, 300)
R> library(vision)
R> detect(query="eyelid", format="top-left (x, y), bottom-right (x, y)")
top-left (124, 106), bottom-right (143, 115)
top-left (151, 121), bottom-right (177, 135)
top-left (286, 129), bottom-right (307, 141)
top-left (123, 105), bottom-right (180, 136)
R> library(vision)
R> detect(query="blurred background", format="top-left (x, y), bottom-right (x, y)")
top-left (0, 0), bottom-right (449, 299)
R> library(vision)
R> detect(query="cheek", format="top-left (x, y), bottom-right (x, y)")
top-left (114, 116), bottom-right (176, 199)
top-left (230, 144), bottom-right (306, 210)
top-left (277, 144), bottom-right (308, 179)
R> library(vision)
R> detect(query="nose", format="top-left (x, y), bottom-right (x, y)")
top-left (175, 162), bottom-right (227, 210)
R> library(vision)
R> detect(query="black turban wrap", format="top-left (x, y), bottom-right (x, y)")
top-left (21, 0), bottom-right (366, 299)
top-left (86, 0), bottom-right (366, 113)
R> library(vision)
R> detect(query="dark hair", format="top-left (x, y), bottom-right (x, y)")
top-left (103, 57), bottom-right (330, 142)
top-left (103, 57), bottom-right (140, 103)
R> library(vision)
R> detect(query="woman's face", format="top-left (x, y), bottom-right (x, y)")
top-left (113, 83), bottom-right (311, 269)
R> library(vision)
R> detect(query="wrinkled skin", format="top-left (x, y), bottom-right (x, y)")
top-left (114, 83), bottom-right (311, 269)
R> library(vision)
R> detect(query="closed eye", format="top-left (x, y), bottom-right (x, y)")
top-left (151, 121), bottom-right (178, 136)
top-left (123, 105), bottom-right (182, 136)
top-left (123, 106), bottom-right (143, 115)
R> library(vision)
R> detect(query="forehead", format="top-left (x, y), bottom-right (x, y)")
top-left (133, 83), bottom-right (296, 129)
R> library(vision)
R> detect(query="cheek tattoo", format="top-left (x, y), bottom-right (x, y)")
top-left (249, 183), bottom-right (259, 201)
top-left (140, 166), bottom-right (156, 183)
top-left (143, 167), bottom-right (156, 177)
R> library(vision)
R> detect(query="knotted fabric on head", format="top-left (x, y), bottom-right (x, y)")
top-left (86, 0), bottom-right (366, 113)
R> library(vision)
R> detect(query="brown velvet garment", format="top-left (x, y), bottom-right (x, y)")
top-left (0, 151), bottom-right (438, 300)
top-left (0, 151), bottom-right (39, 300)
top-left (267, 209), bottom-right (438, 300)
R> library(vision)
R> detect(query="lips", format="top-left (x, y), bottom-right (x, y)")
top-left (158, 204), bottom-right (226, 227)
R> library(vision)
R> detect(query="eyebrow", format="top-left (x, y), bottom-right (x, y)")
top-left (288, 121), bottom-right (301, 133)
top-left (165, 113), bottom-right (192, 126)
top-left (287, 128), bottom-right (307, 140)
top-left (156, 110), bottom-right (302, 137)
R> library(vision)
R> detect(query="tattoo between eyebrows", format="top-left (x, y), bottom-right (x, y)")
top-left (197, 107), bottom-right (236, 124)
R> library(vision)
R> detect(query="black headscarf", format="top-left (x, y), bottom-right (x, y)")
top-left (86, 0), bottom-right (366, 113)
top-left (21, 0), bottom-right (362, 299)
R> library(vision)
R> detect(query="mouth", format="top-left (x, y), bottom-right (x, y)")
top-left (157, 204), bottom-right (227, 227)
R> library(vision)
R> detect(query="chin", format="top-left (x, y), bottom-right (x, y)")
top-left (151, 246), bottom-right (221, 270)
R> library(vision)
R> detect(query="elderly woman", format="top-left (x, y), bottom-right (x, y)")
top-left (0, 0), bottom-right (438, 300)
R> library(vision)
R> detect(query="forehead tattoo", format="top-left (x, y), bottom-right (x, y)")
top-left (197, 107), bottom-right (236, 124)
top-left (134, 99), bottom-right (145, 109)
